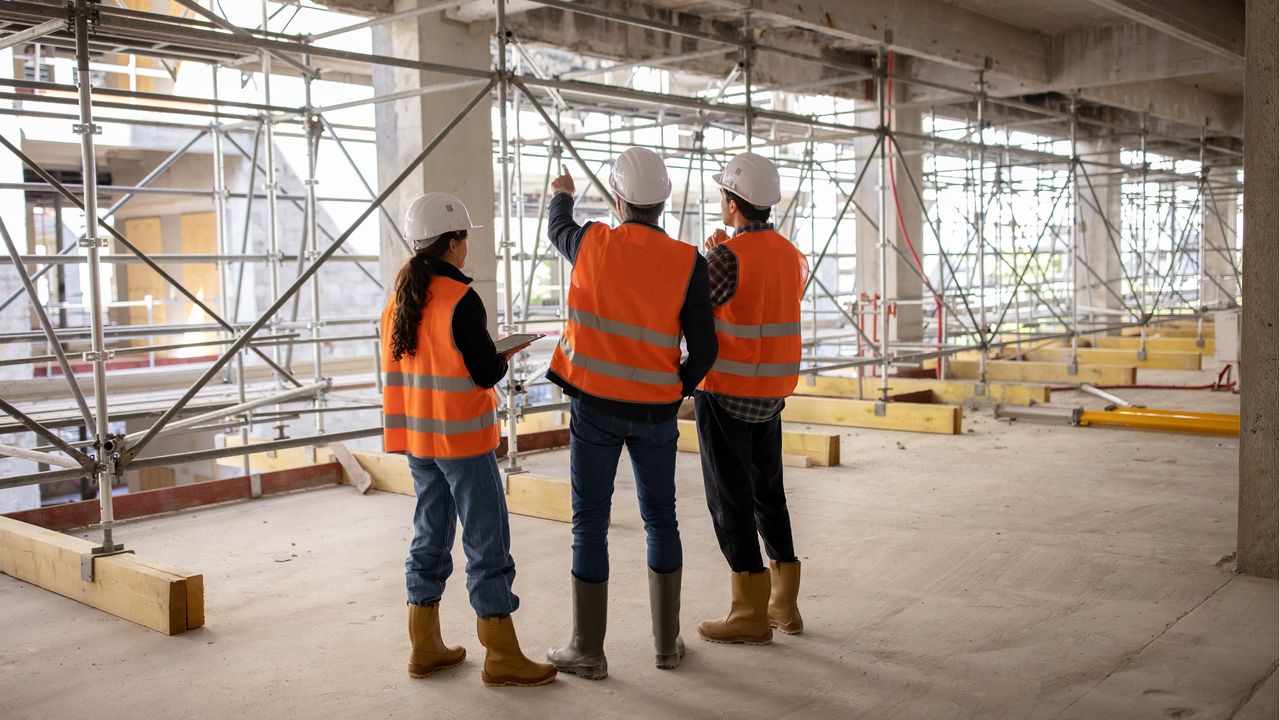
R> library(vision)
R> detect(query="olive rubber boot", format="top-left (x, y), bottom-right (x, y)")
top-left (768, 560), bottom-right (804, 635)
top-left (649, 567), bottom-right (685, 669)
top-left (407, 603), bottom-right (466, 678)
top-left (697, 570), bottom-right (773, 645)
top-left (476, 615), bottom-right (557, 688)
top-left (547, 577), bottom-right (609, 680)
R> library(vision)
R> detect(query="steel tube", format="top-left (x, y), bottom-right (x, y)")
top-left (71, 0), bottom-right (118, 548)
top-left (0, 426), bottom-right (383, 490)
top-left (0, 216), bottom-right (94, 428)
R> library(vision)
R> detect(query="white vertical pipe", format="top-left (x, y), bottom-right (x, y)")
top-left (73, 0), bottom-right (116, 548)
top-left (498, 0), bottom-right (520, 475)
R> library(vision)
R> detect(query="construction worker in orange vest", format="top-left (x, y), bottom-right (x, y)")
top-left (695, 153), bottom-right (809, 646)
top-left (381, 192), bottom-right (557, 688)
top-left (544, 148), bottom-right (718, 679)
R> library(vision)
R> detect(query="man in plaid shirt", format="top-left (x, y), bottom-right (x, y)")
top-left (695, 153), bottom-right (809, 646)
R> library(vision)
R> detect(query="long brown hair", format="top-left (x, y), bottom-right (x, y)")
top-left (390, 230), bottom-right (466, 361)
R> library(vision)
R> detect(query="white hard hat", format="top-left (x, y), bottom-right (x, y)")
top-left (713, 152), bottom-right (782, 207)
top-left (404, 192), bottom-right (482, 248)
top-left (608, 147), bottom-right (672, 206)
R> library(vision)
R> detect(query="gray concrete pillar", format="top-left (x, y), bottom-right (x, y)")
top-left (372, 3), bottom-right (497, 331)
top-left (1202, 187), bottom-right (1240, 308)
top-left (854, 88), bottom-right (925, 345)
top-left (1075, 140), bottom-right (1125, 327)
top-left (1237, 0), bottom-right (1278, 578)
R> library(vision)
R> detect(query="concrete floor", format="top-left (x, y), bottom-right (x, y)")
top-left (2, 371), bottom-right (1275, 719)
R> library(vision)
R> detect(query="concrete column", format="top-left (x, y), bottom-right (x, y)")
top-left (892, 100), bottom-right (925, 344)
top-left (1237, 0), bottom-right (1278, 578)
top-left (371, 4), bottom-right (497, 331)
top-left (1201, 187), bottom-right (1240, 308)
top-left (1075, 140), bottom-right (1125, 326)
top-left (854, 89), bottom-right (925, 345)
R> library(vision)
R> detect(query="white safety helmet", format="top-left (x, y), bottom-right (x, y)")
top-left (404, 192), bottom-right (482, 249)
top-left (713, 152), bottom-right (782, 208)
top-left (608, 147), bottom-right (672, 206)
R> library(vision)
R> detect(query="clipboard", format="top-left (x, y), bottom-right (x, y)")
top-left (494, 332), bottom-right (545, 355)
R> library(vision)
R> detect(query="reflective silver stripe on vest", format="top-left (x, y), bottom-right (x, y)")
top-left (711, 358), bottom-right (800, 378)
top-left (559, 337), bottom-right (681, 386)
top-left (714, 318), bottom-right (802, 339)
top-left (383, 409), bottom-right (498, 435)
top-left (384, 371), bottom-right (477, 393)
top-left (567, 307), bottom-right (681, 348)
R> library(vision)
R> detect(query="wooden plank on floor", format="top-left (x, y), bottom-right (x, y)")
top-left (341, 451), bottom-right (413, 496)
top-left (947, 359), bottom-right (1137, 385)
top-left (1095, 335), bottom-right (1216, 355)
top-left (328, 443), bottom-right (372, 494)
top-left (781, 395), bottom-right (962, 435)
top-left (0, 516), bottom-right (203, 635)
top-left (1024, 347), bottom-right (1202, 370)
top-left (676, 419), bottom-right (840, 466)
top-left (506, 473), bottom-right (573, 523)
top-left (794, 374), bottom-right (1051, 406)
top-left (336, 451), bottom-right (574, 523)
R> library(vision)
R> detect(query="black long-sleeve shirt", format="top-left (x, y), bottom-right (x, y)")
top-left (430, 259), bottom-right (508, 389)
top-left (546, 191), bottom-right (717, 422)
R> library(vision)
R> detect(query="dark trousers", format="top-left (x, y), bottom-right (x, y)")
top-left (568, 398), bottom-right (683, 584)
top-left (694, 391), bottom-right (797, 574)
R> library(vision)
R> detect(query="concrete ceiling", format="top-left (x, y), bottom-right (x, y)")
top-left (312, 0), bottom-right (1248, 138)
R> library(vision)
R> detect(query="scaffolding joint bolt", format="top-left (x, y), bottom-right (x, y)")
top-left (82, 349), bottom-right (116, 362)
top-left (78, 236), bottom-right (107, 248)
top-left (71, 123), bottom-right (102, 136)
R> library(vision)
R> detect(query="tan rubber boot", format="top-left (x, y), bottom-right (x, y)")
top-left (768, 560), bottom-right (804, 635)
top-left (407, 603), bottom-right (466, 678)
top-left (477, 616), bottom-right (558, 688)
top-left (697, 571), bottom-right (772, 645)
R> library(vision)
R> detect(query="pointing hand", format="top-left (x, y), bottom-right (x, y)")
top-left (551, 164), bottom-right (575, 196)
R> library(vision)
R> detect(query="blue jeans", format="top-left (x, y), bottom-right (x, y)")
top-left (568, 398), bottom-right (682, 583)
top-left (405, 452), bottom-right (518, 618)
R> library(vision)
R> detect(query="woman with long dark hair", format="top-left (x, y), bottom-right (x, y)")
top-left (380, 192), bottom-right (556, 688)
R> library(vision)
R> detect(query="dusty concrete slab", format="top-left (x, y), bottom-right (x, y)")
top-left (0, 376), bottom-right (1272, 719)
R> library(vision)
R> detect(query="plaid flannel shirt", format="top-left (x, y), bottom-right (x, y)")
top-left (704, 222), bottom-right (786, 423)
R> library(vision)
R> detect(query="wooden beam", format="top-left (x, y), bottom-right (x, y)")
top-left (0, 516), bottom-right (203, 635)
top-left (506, 473), bottom-right (572, 523)
top-left (1095, 335), bottom-right (1216, 355)
top-left (794, 374), bottom-right (1051, 406)
top-left (676, 419), bottom-right (840, 466)
top-left (781, 395), bottom-right (962, 435)
top-left (6, 464), bottom-right (343, 532)
top-left (327, 443), bottom-right (372, 494)
top-left (1024, 347), bottom-right (1202, 370)
top-left (221, 435), bottom-right (581, 517)
top-left (332, 450), bottom-right (575, 524)
top-left (948, 359), bottom-right (1137, 385)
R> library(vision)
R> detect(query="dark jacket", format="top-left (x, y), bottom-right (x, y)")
top-left (545, 191), bottom-right (717, 422)
top-left (429, 259), bottom-right (508, 389)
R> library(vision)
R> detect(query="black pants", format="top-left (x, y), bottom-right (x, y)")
top-left (694, 391), bottom-right (797, 574)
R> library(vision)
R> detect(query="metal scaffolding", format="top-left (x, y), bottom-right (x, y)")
top-left (0, 0), bottom-right (1242, 562)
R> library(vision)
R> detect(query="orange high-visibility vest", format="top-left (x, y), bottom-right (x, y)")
top-left (550, 222), bottom-right (697, 404)
top-left (381, 275), bottom-right (500, 459)
top-left (699, 229), bottom-right (808, 399)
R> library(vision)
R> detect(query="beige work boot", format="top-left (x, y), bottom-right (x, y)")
top-left (768, 560), bottom-right (804, 635)
top-left (697, 570), bottom-right (772, 645)
top-left (407, 603), bottom-right (466, 678)
top-left (477, 615), bottom-right (558, 688)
